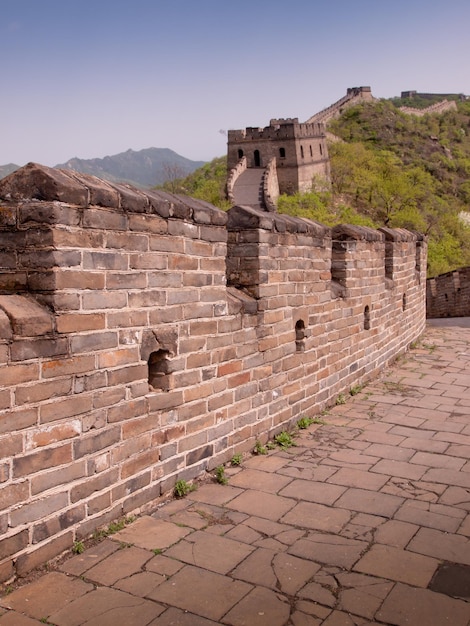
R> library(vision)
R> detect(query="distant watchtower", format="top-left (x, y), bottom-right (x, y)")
top-left (227, 118), bottom-right (330, 199)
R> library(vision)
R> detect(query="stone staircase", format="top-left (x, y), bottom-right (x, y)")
top-left (231, 168), bottom-right (265, 208)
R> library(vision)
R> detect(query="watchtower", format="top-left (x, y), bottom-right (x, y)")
top-left (227, 117), bottom-right (330, 196)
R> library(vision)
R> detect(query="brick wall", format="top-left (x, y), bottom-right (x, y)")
top-left (0, 164), bottom-right (427, 582)
top-left (426, 267), bottom-right (470, 318)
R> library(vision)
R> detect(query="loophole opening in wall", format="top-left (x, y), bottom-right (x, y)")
top-left (279, 147), bottom-right (286, 158)
top-left (364, 305), bottom-right (371, 330)
top-left (295, 319), bottom-right (306, 352)
top-left (148, 349), bottom-right (171, 391)
top-left (402, 293), bottom-right (407, 311)
top-left (238, 149), bottom-right (244, 159)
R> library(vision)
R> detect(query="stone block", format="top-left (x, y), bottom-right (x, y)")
top-left (13, 444), bottom-right (73, 479)
top-left (0, 295), bottom-right (53, 336)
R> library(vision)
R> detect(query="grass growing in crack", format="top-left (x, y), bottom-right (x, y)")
top-left (349, 384), bottom-right (364, 396)
top-left (231, 453), bottom-right (243, 466)
top-left (254, 440), bottom-right (268, 455)
top-left (152, 548), bottom-right (163, 555)
top-left (72, 541), bottom-right (85, 555)
top-left (173, 480), bottom-right (197, 498)
top-left (92, 516), bottom-right (135, 540)
top-left (297, 416), bottom-right (326, 429)
top-left (274, 431), bottom-right (296, 449)
top-left (335, 393), bottom-right (347, 405)
top-left (215, 466), bottom-right (228, 485)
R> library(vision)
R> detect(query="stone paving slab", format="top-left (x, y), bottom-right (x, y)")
top-left (0, 324), bottom-right (469, 625)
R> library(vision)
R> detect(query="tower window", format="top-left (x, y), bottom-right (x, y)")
top-left (254, 150), bottom-right (261, 167)
top-left (300, 146), bottom-right (304, 159)
top-left (309, 145), bottom-right (313, 157)
top-left (238, 149), bottom-right (244, 159)
top-left (279, 147), bottom-right (286, 158)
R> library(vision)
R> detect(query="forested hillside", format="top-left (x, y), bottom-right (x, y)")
top-left (157, 100), bottom-right (470, 277)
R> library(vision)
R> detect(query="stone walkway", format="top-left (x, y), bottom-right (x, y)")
top-left (1, 323), bottom-right (469, 625)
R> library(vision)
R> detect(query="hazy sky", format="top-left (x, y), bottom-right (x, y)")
top-left (1, 0), bottom-right (469, 167)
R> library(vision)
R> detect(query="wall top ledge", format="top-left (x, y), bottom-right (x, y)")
top-left (227, 204), bottom-right (330, 238)
top-left (379, 227), bottom-right (425, 242)
top-left (332, 224), bottom-right (383, 242)
top-left (0, 163), bottom-right (227, 227)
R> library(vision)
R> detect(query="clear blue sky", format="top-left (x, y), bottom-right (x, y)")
top-left (1, 0), bottom-right (469, 166)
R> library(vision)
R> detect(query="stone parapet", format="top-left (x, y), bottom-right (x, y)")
top-left (0, 164), bottom-right (427, 582)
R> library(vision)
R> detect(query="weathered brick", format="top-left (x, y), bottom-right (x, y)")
top-left (121, 448), bottom-right (160, 479)
top-left (92, 387), bottom-right (126, 409)
top-left (31, 460), bottom-right (87, 495)
top-left (70, 332), bottom-right (118, 354)
top-left (0, 432), bottom-right (23, 458)
top-left (0, 407), bottom-right (38, 434)
top-left (40, 396), bottom-right (93, 424)
top-left (106, 272), bottom-right (147, 290)
top-left (13, 444), bottom-right (73, 478)
top-left (0, 363), bottom-right (39, 385)
top-left (107, 364), bottom-right (147, 387)
top-left (15, 377), bottom-right (73, 405)
top-left (82, 207), bottom-right (127, 230)
top-left (73, 426), bottom-right (121, 459)
top-left (0, 462), bottom-right (9, 482)
top-left (16, 531), bottom-right (73, 577)
top-left (70, 469), bottom-right (119, 503)
top-left (56, 313), bottom-right (106, 333)
top-left (25, 420), bottom-right (81, 450)
top-left (42, 355), bottom-right (95, 378)
top-left (82, 291), bottom-right (127, 310)
top-left (10, 492), bottom-right (68, 526)
top-left (0, 482), bottom-right (30, 510)
top-left (10, 337), bottom-right (69, 361)
top-left (55, 270), bottom-right (105, 290)
top-left (98, 347), bottom-right (140, 369)
top-left (110, 434), bottom-right (151, 465)
top-left (107, 398), bottom-right (147, 423)
top-left (32, 504), bottom-right (86, 543)
top-left (186, 444), bottom-right (214, 466)
top-left (82, 251), bottom-right (128, 270)
top-left (0, 558), bottom-right (14, 583)
top-left (111, 472), bottom-right (151, 503)
top-left (0, 529), bottom-right (29, 561)
top-left (87, 490), bottom-right (112, 515)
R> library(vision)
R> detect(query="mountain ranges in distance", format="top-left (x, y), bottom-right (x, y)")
top-left (0, 147), bottom-right (207, 189)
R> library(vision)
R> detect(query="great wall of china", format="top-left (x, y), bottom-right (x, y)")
top-left (0, 160), bottom-right (427, 581)
top-left (1, 86), bottom-right (468, 582)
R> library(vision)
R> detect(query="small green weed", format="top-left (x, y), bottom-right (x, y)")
top-left (231, 453), bottom-right (243, 466)
top-left (349, 384), bottom-right (364, 396)
top-left (254, 440), bottom-right (268, 455)
top-left (152, 548), bottom-right (163, 555)
top-left (174, 480), bottom-right (197, 498)
top-left (215, 466), bottom-right (228, 485)
top-left (297, 416), bottom-right (314, 429)
top-left (297, 416), bottom-right (326, 429)
top-left (92, 516), bottom-right (135, 540)
top-left (336, 393), bottom-right (347, 405)
top-left (72, 541), bottom-right (85, 555)
top-left (274, 431), bottom-right (296, 449)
